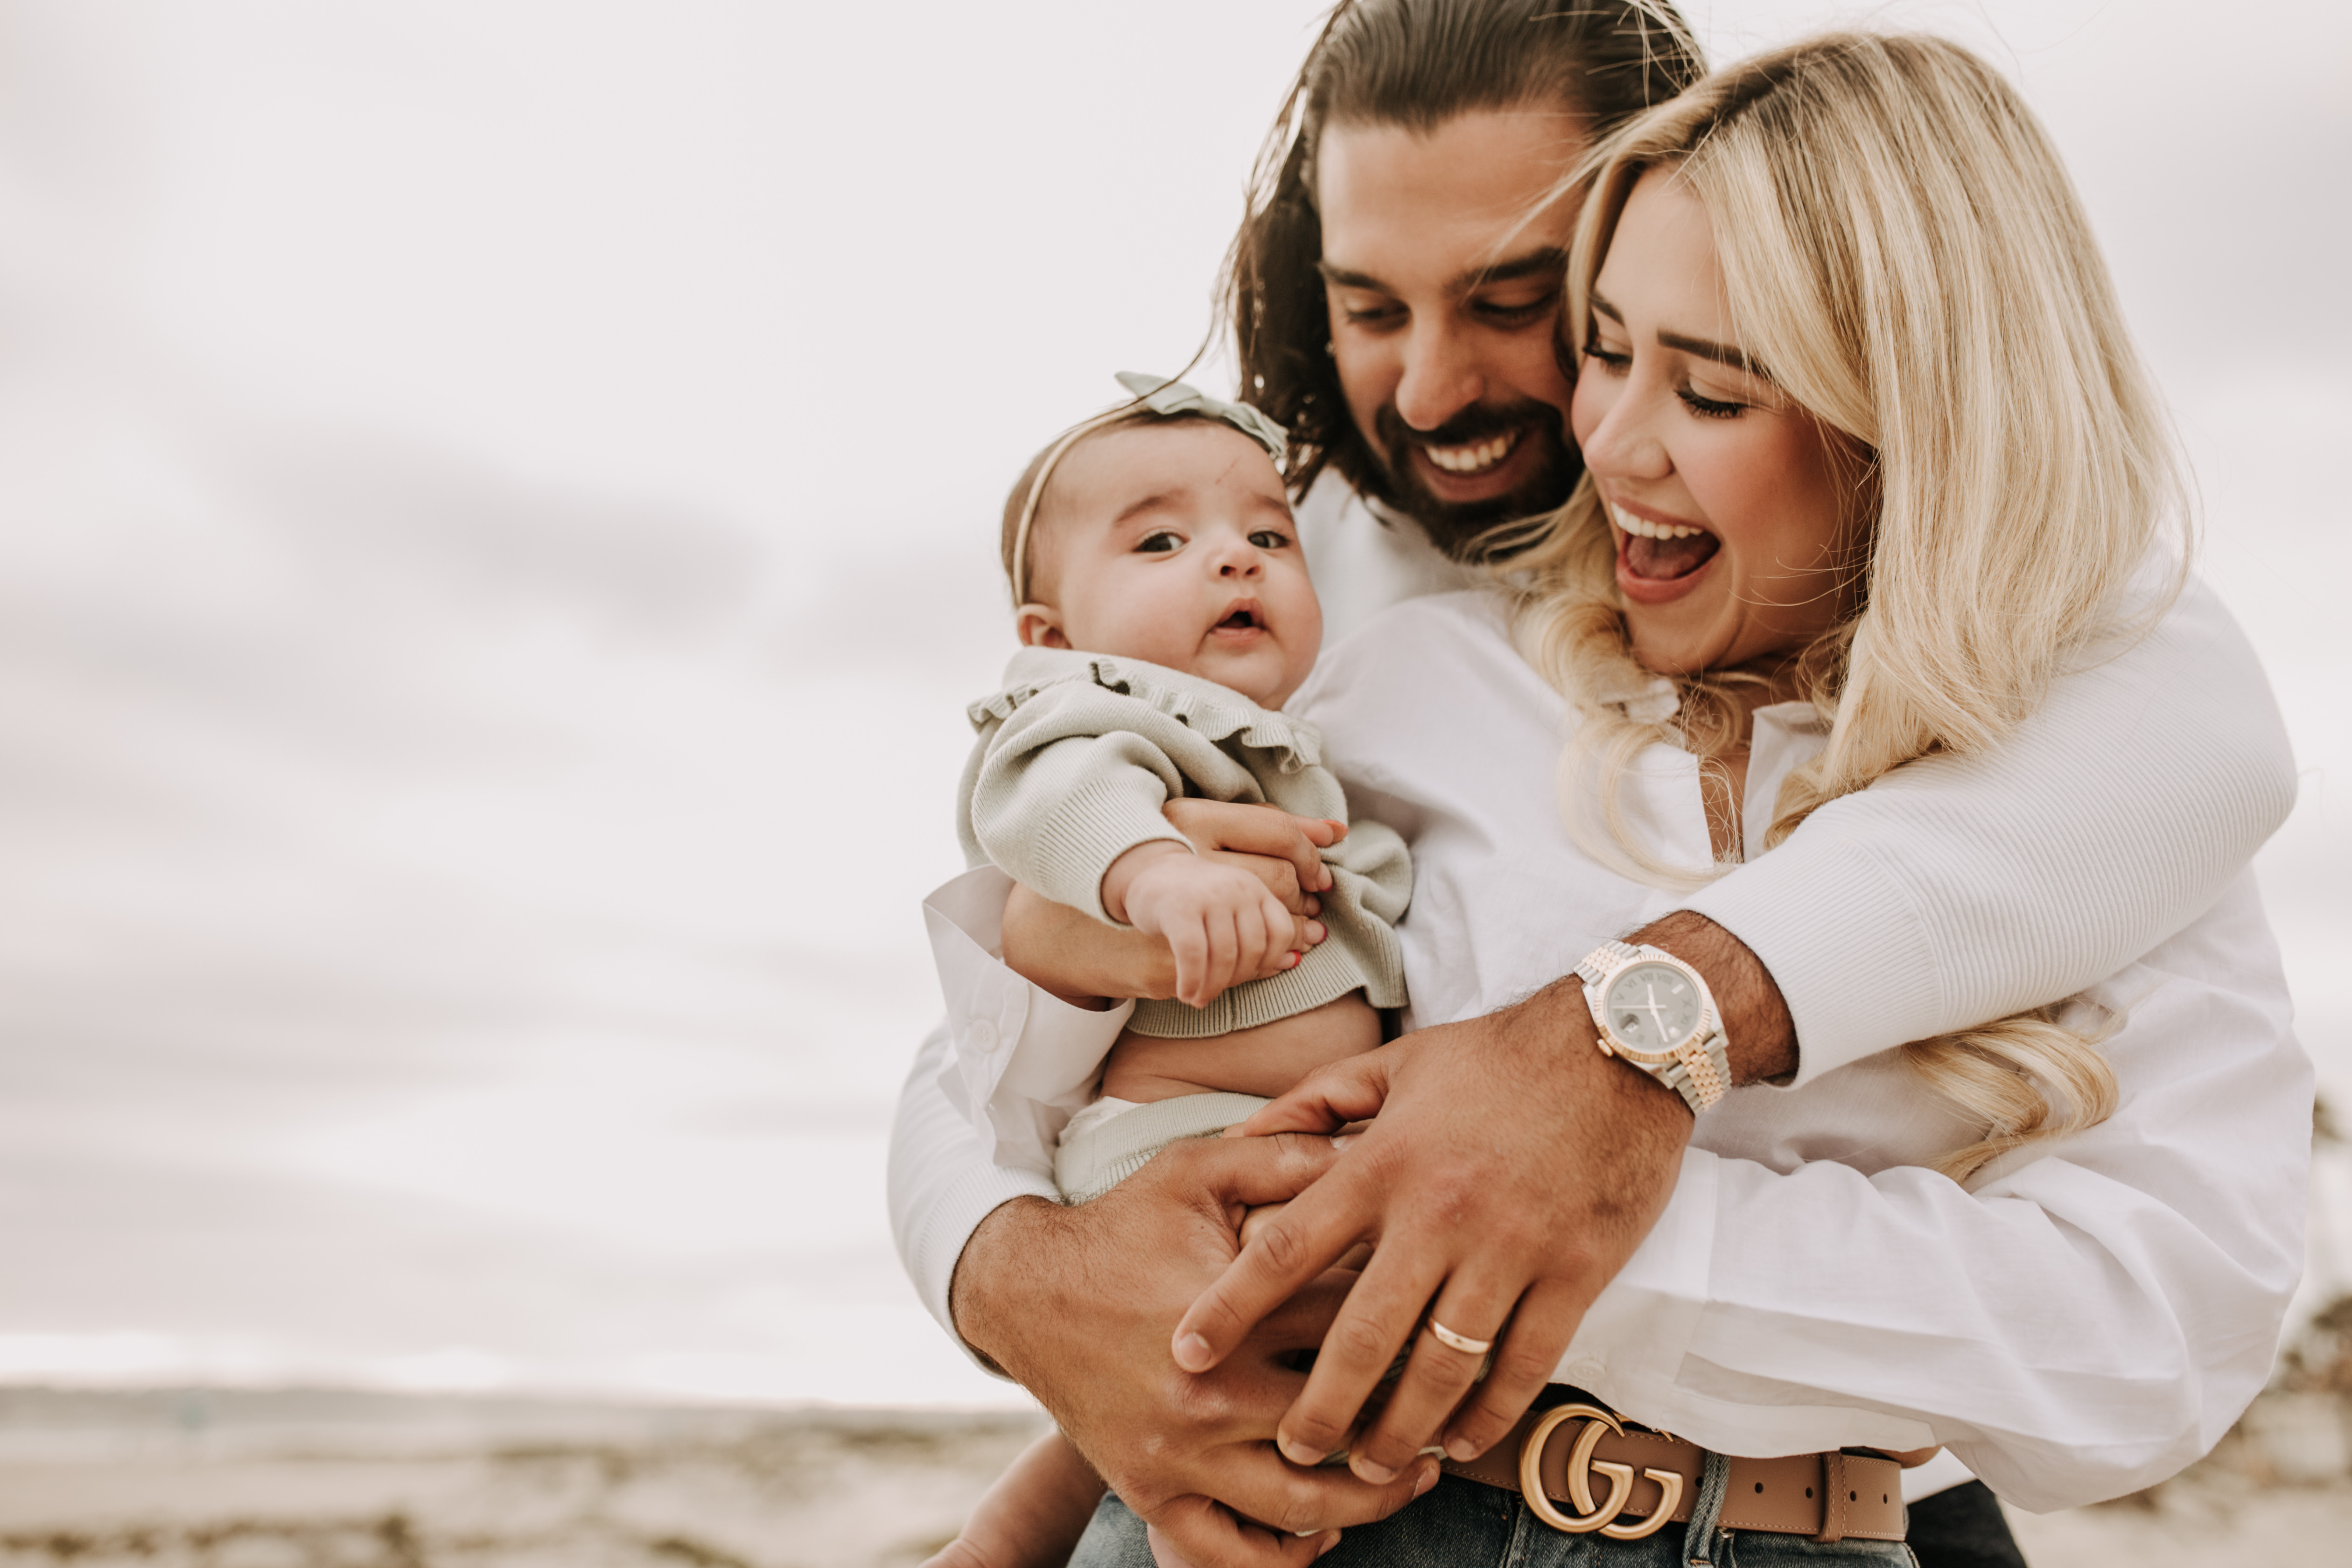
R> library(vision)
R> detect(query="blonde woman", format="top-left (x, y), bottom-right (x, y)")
top-left (1006, 32), bottom-right (2306, 1567)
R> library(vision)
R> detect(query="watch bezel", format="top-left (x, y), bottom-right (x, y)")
top-left (1584, 951), bottom-right (1717, 1064)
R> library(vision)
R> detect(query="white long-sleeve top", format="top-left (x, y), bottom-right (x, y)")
top-left (894, 588), bottom-right (2307, 1510)
top-left (889, 479), bottom-right (2305, 1504)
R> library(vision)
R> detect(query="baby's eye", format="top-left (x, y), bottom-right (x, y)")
top-left (1248, 528), bottom-right (1292, 550)
top-left (1134, 530), bottom-right (1183, 554)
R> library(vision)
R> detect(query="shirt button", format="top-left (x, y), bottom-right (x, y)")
top-left (967, 1019), bottom-right (1000, 1052)
top-left (1561, 1357), bottom-right (1604, 1387)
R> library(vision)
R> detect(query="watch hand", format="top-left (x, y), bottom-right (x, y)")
top-left (1638, 981), bottom-right (1671, 1040)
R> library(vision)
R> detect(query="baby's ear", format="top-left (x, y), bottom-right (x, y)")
top-left (1015, 604), bottom-right (1071, 649)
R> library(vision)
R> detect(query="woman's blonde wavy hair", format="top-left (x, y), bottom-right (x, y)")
top-left (1506, 33), bottom-right (2190, 1182)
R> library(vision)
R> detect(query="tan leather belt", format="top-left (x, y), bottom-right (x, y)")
top-left (1440, 1400), bottom-right (1906, 1543)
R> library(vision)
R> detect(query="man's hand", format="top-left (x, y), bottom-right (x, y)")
top-left (1170, 981), bottom-right (1692, 1483)
top-left (1106, 844), bottom-right (1302, 1009)
top-left (1169, 913), bottom-right (1796, 1483)
top-left (950, 1136), bottom-right (1438, 1566)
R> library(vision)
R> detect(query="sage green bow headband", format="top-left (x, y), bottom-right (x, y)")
top-left (1010, 372), bottom-right (1291, 608)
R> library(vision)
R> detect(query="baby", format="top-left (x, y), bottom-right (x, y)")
top-left (933, 374), bottom-right (1412, 1565)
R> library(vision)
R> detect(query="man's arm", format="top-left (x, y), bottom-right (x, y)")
top-left (891, 1012), bottom-right (1438, 1563)
top-left (1182, 877), bottom-right (2308, 1510)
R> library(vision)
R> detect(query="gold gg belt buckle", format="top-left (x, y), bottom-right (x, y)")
top-left (1517, 1403), bottom-right (1684, 1540)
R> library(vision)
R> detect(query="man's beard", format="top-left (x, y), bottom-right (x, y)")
top-left (1359, 398), bottom-right (1580, 560)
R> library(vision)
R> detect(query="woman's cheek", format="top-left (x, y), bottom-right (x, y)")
top-left (1568, 374), bottom-right (1606, 448)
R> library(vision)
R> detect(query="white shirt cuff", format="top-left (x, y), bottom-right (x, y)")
top-left (924, 866), bottom-right (1134, 1179)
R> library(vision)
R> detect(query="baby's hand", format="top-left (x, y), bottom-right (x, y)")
top-left (1104, 842), bottom-right (1300, 1009)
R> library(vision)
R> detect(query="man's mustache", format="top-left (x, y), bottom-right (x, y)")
top-left (1375, 398), bottom-right (1563, 453)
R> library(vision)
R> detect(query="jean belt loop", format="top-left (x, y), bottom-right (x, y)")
top-left (1680, 1447), bottom-right (1734, 1568)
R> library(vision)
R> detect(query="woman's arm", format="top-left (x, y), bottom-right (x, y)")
top-left (1576, 887), bottom-right (2307, 1508)
top-left (1683, 578), bottom-right (2296, 1086)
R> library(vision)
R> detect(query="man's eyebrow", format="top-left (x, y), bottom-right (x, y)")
top-left (1456, 246), bottom-right (1568, 292)
top-left (1318, 245), bottom-right (1568, 297)
top-left (1588, 292), bottom-right (1769, 378)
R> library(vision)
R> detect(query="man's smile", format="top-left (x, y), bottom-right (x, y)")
top-left (1420, 427), bottom-right (1523, 475)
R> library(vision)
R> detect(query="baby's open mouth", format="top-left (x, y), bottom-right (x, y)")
top-left (1217, 608), bottom-right (1261, 630)
top-left (1611, 503), bottom-right (1721, 580)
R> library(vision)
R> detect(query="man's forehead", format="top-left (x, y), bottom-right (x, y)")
top-left (1316, 108), bottom-right (1587, 281)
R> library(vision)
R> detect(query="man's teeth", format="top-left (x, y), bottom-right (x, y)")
top-left (1424, 429), bottom-right (1521, 474)
top-left (1610, 504), bottom-right (1707, 540)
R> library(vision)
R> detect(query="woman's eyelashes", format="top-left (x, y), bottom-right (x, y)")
top-left (1581, 337), bottom-right (1748, 419)
top-left (1677, 385), bottom-right (1745, 419)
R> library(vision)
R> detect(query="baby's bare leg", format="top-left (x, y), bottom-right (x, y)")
top-left (917, 1428), bottom-right (1104, 1568)
top-left (1098, 991), bottom-right (1380, 1104)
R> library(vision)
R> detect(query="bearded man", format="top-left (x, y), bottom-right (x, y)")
top-left (894, 7), bottom-right (2292, 1567)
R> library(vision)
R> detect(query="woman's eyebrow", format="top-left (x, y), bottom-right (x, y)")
top-left (1591, 293), bottom-right (1768, 378)
top-left (1657, 329), bottom-right (1768, 379)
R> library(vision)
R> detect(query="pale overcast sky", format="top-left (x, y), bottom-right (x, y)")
top-left (0, 0), bottom-right (2343, 1405)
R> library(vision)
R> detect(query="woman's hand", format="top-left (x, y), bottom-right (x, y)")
top-left (1162, 799), bottom-right (1341, 905)
top-left (1105, 843), bottom-right (1303, 1009)
top-left (1000, 804), bottom-right (1339, 1003)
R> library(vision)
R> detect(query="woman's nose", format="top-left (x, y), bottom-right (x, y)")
top-left (1392, 322), bottom-right (1485, 432)
top-left (1579, 386), bottom-right (1672, 482)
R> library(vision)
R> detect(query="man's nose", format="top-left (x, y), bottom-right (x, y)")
top-left (1393, 322), bottom-right (1484, 432)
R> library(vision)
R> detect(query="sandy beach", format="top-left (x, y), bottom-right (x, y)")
top-left (1, 1386), bottom-right (2347, 1568)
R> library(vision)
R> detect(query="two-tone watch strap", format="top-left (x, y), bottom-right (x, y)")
top-left (1572, 939), bottom-right (1645, 989)
top-left (1660, 1029), bottom-right (1731, 1112)
top-left (1575, 941), bottom-right (1732, 1113)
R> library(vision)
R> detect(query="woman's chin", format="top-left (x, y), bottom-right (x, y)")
top-left (1624, 614), bottom-right (1732, 678)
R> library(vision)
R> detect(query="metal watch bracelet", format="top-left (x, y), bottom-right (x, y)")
top-left (1574, 942), bottom-right (1732, 1113)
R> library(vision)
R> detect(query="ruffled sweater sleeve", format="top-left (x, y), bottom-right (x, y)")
top-left (957, 648), bottom-right (1338, 924)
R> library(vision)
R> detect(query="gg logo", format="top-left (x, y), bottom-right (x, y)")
top-left (1515, 1403), bottom-right (1684, 1540)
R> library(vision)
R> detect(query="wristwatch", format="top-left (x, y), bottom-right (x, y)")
top-left (1573, 940), bottom-right (1732, 1113)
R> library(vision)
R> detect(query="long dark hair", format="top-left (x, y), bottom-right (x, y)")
top-left (1226, 0), bottom-right (1705, 499)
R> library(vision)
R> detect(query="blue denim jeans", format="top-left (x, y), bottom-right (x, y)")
top-left (1069, 1451), bottom-right (1918, 1568)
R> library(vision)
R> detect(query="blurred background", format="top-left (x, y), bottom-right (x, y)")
top-left (0, 0), bottom-right (2343, 1415)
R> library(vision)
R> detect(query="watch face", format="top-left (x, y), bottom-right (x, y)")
top-left (1601, 961), bottom-right (1704, 1055)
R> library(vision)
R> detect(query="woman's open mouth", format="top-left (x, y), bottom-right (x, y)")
top-left (1609, 501), bottom-right (1720, 605)
top-left (1611, 502), bottom-right (1720, 581)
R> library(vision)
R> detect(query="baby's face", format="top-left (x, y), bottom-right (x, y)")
top-left (1023, 421), bottom-right (1322, 708)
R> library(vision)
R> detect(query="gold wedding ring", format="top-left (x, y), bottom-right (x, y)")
top-left (1426, 1318), bottom-right (1494, 1356)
